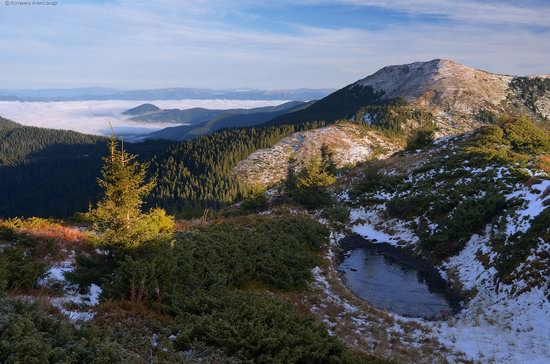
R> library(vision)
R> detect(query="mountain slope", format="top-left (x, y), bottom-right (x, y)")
top-left (0, 117), bottom-right (22, 132)
top-left (142, 101), bottom-right (308, 140)
top-left (0, 118), bottom-right (173, 217)
top-left (268, 83), bottom-right (386, 126)
top-left (0, 117), bottom-right (104, 166)
top-left (269, 59), bottom-right (550, 136)
top-left (122, 103), bottom-right (161, 116)
top-left (130, 107), bottom-right (229, 125)
top-left (355, 59), bottom-right (512, 112)
top-left (327, 118), bottom-right (550, 362)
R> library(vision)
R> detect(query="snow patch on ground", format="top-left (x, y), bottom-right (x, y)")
top-left (505, 179), bottom-right (550, 236)
top-left (341, 164), bottom-right (550, 363)
top-left (434, 228), bottom-right (550, 363)
top-left (38, 253), bottom-right (75, 286)
top-left (37, 251), bottom-right (102, 322)
top-left (349, 206), bottom-right (419, 246)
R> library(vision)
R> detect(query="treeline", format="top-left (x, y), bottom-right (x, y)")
top-left (354, 97), bottom-right (435, 135)
top-left (149, 121), bottom-right (326, 215)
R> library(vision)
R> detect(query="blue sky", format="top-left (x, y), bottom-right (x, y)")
top-left (0, 0), bottom-right (548, 89)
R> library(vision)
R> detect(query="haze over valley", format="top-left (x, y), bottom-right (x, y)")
top-left (0, 99), bottom-right (292, 136)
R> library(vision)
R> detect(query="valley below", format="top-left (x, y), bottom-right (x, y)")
top-left (0, 99), bottom-right (289, 137)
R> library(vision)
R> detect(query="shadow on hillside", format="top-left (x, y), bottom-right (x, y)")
top-left (0, 139), bottom-right (174, 218)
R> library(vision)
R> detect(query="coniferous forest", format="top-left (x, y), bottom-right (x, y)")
top-left (0, 116), bottom-right (326, 218)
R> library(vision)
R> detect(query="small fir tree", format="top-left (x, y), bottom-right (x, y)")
top-left (287, 149), bottom-right (336, 209)
top-left (86, 133), bottom-right (174, 249)
top-left (296, 157), bottom-right (337, 190)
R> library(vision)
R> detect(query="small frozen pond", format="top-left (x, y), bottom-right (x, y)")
top-left (340, 238), bottom-right (457, 318)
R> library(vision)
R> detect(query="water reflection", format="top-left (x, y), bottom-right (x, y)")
top-left (340, 247), bottom-right (455, 318)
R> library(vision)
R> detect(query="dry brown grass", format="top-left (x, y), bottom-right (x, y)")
top-left (173, 218), bottom-right (209, 231)
top-left (537, 155), bottom-right (550, 174)
top-left (21, 225), bottom-right (85, 247)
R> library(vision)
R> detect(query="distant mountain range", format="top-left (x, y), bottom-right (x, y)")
top-left (135, 101), bottom-right (311, 141)
top-left (124, 59), bottom-right (549, 141)
top-left (0, 87), bottom-right (333, 102)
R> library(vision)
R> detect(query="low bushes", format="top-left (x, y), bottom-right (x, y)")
top-left (67, 214), bottom-right (376, 362)
top-left (174, 291), bottom-right (355, 363)
top-left (406, 127), bottom-right (435, 150)
top-left (420, 192), bottom-right (507, 258)
top-left (496, 207), bottom-right (550, 280)
top-left (0, 298), bottom-right (135, 363)
top-left (350, 167), bottom-right (402, 200)
top-left (0, 222), bottom-right (57, 292)
top-left (465, 117), bottom-right (550, 166)
top-left (95, 215), bottom-right (328, 306)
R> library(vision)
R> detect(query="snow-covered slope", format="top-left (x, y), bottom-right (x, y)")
top-left (331, 126), bottom-right (550, 362)
top-left (270, 59), bottom-right (548, 138)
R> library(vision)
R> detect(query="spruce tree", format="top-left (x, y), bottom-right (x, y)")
top-left (287, 150), bottom-right (336, 209)
top-left (87, 134), bottom-right (174, 249)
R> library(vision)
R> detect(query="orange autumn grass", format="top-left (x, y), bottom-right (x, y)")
top-left (2, 217), bottom-right (86, 249)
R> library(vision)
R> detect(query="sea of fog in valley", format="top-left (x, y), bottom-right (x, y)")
top-left (0, 99), bottom-right (289, 137)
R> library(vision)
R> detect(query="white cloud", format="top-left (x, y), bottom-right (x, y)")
top-left (0, 99), bottom-right (288, 136)
top-left (0, 0), bottom-right (547, 89)
top-left (295, 0), bottom-right (550, 27)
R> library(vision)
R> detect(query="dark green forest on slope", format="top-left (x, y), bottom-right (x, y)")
top-left (0, 116), bottom-right (326, 218)
top-left (267, 84), bottom-right (385, 126)
top-left (0, 118), bottom-right (104, 166)
top-left (148, 121), bottom-right (325, 215)
top-left (0, 117), bottom-right (173, 217)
